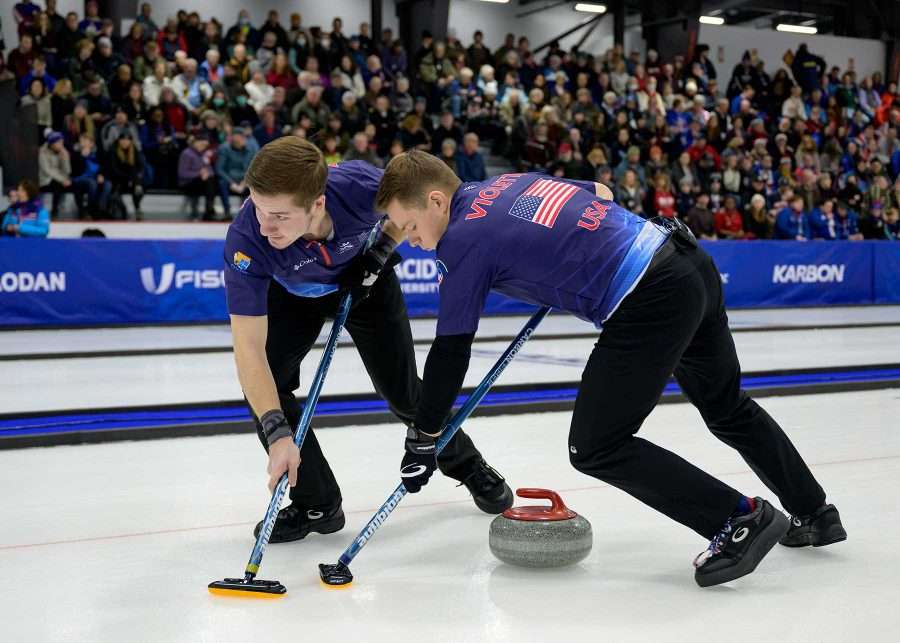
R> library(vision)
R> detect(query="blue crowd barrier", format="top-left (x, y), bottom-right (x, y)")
top-left (1, 238), bottom-right (898, 327)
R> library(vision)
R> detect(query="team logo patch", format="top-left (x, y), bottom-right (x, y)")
top-left (337, 241), bottom-right (355, 254)
top-left (508, 178), bottom-right (579, 228)
top-left (436, 259), bottom-right (448, 285)
top-left (233, 251), bottom-right (252, 271)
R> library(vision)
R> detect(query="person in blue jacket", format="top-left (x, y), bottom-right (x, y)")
top-left (832, 201), bottom-right (863, 240)
top-left (2, 179), bottom-right (50, 237)
top-left (774, 195), bottom-right (811, 240)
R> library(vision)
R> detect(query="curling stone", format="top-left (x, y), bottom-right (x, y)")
top-left (489, 488), bottom-right (592, 568)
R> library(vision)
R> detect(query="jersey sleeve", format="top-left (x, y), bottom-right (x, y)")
top-left (223, 226), bottom-right (272, 316)
top-left (329, 161), bottom-right (384, 226)
top-left (435, 240), bottom-right (494, 336)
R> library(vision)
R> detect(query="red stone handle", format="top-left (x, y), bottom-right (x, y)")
top-left (502, 488), bottom-right (577, 521)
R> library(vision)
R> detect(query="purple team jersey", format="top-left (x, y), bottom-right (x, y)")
top-left (224, 161), bottom-right (383, 316)
top-left (435, 173), bottom-right (668, 336)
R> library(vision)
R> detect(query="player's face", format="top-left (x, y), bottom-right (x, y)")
top-left (386, 193), bottom-right (448, 251)
top-left (251, 190), bottom-right (325, 250)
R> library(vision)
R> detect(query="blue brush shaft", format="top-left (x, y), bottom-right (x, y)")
top-left (335, 306), bottom-right (552, 568)
top-left (244, 292), bottom-right (353, 577)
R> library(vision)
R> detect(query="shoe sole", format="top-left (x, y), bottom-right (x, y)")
top-left (695, 509), bottom-right (790, 588)
top-left (472, 482), bottom-right (514, 515)
top-left (780, 523), bottom-right (848, 548)
top-left (253, 512), bottom-right (346, 544)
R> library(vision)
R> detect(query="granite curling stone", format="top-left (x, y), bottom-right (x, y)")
top-left (489, 488), bottom-right (592, 568)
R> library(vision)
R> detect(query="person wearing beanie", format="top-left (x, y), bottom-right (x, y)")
top-left (38, 130), bottom-right (72, 217)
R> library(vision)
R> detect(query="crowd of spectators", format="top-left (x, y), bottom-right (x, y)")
top-left (0, 0), bottom-right (898, 241)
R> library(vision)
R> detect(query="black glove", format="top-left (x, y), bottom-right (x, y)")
top-left (338, 232), bottom-right (400, 305)
top-left (400, 426), bottom-right (438, 493)
top-left (260, 409), bottom-right (293, 448)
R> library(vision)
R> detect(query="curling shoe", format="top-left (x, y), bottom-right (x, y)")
top-left (461, 460), bottom-right (514, 514)
top-left (253, 503), bottom-right (345, 543)
top-left (780, 504), bottom-right (847, 548)
top-left (694, 497), bottom-right (789, 587)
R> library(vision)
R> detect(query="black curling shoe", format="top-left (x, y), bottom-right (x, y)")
top-left (780, 503), bottom-right (847, 548)
top-left (693, 498), bottom-right (789, 588)
top-left (253, 503), bottom-right (345, 543)
top-left (461, 460), bottom-right (514, 514)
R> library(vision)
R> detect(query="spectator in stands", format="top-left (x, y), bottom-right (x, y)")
top-left (884, 207), bottom-right (900, 240)
top-left (439, 137), bottom-right (458, 175)
top-left (455, 132), bottom-right (486, 182)
top-left (2, 179), bottom-right (49, 238)
top-left (715, 195), bottom-right (746, 239)
top-left (106, 132), bottom-right (145, 220)
top-left (19, 56), bottom-right (56, 96)
top-left (140, 106), bottom-right (178, 188)
top-left (78, 0), bottom-right (102, 37)
top-left (684, 192), bottom-right (716, 240)
top-left (20, 78), bottom-right (52, 142)
top-left (744, 193), bottom-right (774, 239)
top-left (398, 114), bottom-right (429, 151)
top-left (38, 131), bottom-right (71, 217)
top-left (790, 43), bottom-right (827, 95)
top-left (50, 78), bottom-right (75, 132)
top-left (292, 85), bottom-right (331, 133)
top-left (244, 69), bottom-right (274, 114)
top-left (105, 62), bottom-right (130, 105)
top-left (369, 94), bottom-right (397, 157)
top-left (616, 168), bottom-right (645, 216)
top-left (215, 129), bottom-right (253, 217)
top-left (775, 195), bottom-right (811, 240)
top-left (650, 173), bottom-right (676, 218)
top-left (70, 133), bottom-right (110, 220)
top-left (178, 135), bottom-right (217, 220)
top-left (80, 78), bottom-right (111, 126)
top-left (8, 33), bottom-right (36, 81)
top-left (172, 58), bottom-right (212, 113)
top-left (101, 106), bottom-right (141, 153)
top-left (833, 200), bottom-right (864, 240)
top-left (135, 3), bottom-right (159, 40)
top-left (337, 131), bottom-right (374, 167)
top-left (253, 106), bottom-right (283, 147)
top-left (92, 36), bottom-right (121, 83)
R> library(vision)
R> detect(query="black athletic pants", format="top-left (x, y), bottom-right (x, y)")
top-left (568, 235), bottom-right (826, 539)
top-left (253, 269), bottom-right (483, 509)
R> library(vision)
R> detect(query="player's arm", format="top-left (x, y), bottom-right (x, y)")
top-left (230, 313), bottom-right (301, 491)
top-left (400, 332), bottom-right (476, 493)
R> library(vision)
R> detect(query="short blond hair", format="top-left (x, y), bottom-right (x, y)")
top-left (245, 136), bottom-right (327, 211)
top-left (375, 150), bottom-right (461, 212)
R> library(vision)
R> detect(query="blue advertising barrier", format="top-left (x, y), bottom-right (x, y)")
top-left (1, 238), bottom-right (898, 327)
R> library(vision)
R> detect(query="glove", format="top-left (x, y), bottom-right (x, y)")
top-left (337, 233), bottom-right (400, 305)
top-left (400, 426), bottom-right (438, 493)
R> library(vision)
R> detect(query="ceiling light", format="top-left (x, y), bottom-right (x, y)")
top-left (574, 3), bottom-right (607, 13)
top-left (776, 23), bottom-right (817, 34)
top-left (699, 16), bottom-right (725, 25)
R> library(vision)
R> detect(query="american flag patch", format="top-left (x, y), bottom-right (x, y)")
top-left (507, 179), bottom-right (580, 228)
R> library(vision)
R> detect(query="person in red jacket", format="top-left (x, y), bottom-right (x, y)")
top-left (651, 173), bottom-right (676, 218)
top-left (714, 195), bottom-right (745, 239)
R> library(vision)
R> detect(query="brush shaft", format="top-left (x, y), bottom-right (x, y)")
top-left (244, 292), bottom-right (354, 576)
top-left (335, 306), bottom-right (552, 568)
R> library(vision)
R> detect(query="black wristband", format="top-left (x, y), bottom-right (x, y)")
top-left (367, 230), bottom-right (398, 268)
top-left (260, 409), bottom-right (292, 447)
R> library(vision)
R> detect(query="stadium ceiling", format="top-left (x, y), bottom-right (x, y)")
top-left (514, 0), bottom-right (895, 39)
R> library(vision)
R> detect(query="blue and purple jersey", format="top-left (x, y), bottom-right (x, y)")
top-left (223, 161), bottom-right (383, 316)
top-left (434, 173), bottom-right (668, 336)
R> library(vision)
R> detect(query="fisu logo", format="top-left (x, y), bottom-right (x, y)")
top-left (140, 263), bottom-right (224, 294)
